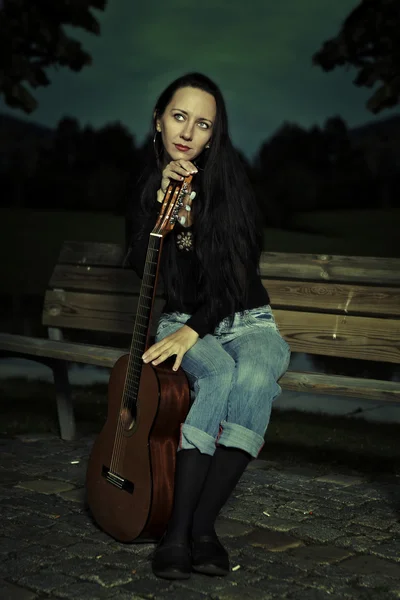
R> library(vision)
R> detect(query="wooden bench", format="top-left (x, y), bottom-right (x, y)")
top-left (0, 241), bottom-right (399, 441)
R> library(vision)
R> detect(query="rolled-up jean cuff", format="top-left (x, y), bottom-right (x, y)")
top-left (217, 420), bottom-right (265, 458)
top-left (179, 424), bottom-right (217, 456)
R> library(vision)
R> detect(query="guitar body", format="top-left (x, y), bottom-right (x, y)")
top-left (86, 354), bottom-right (190, 542)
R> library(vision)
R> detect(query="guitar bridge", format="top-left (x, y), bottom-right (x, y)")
top-left (102, 465), bottom-right (134, 494)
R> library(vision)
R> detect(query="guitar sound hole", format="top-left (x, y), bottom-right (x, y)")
top-left (120, 407), bottom-right (136, 431)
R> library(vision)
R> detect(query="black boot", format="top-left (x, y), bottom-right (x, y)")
top-left (151, 448), bottom-right (211, 580)
top-left (191, 446), bottom-right (251, 576)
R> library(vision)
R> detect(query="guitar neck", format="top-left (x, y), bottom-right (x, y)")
top-left (125, 232), bottom-right (164, 399)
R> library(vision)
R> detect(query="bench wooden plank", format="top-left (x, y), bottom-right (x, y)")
top-left (48, 267), bottom-right (400, 318)
top-left (49, 264), bottom-right (144, 295)
top-left (42, 291), bottom-right (400, 363)
top-left (59, 242), bottom-right (400, 286)
top-left (267, 280), bottom-right (400, 317)
top-left (1, 334), bottom-right (398, 403)
top-left (0, 333), bottom-right (126, 367)
top-left (260, 252), bottom-right (400, 285)
top-left (279, 371), bottom-right (400, 402)
top-left (43, 290), bottom-right (164, 334)
top-left (59, 241), bottom-right (126, 267)
top-left (274, 309), bottom-right (400, 364)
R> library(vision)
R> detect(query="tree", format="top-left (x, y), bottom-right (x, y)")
top-left (313, 0), bottom-right (400, 114)
top-left (0, 0), bottom-right (107, 113)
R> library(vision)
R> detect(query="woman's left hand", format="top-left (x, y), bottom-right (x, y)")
top-left (142, 325), bottom-right (199, 371)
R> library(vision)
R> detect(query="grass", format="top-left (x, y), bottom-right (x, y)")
top-left (1, 378), bottom-right (399, 476)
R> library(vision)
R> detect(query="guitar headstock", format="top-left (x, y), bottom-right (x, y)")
top-left (152, 175), bottom-right (193, 237)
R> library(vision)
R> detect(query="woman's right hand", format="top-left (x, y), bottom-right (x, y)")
top-left (160, 160), bottom-right (198, 194)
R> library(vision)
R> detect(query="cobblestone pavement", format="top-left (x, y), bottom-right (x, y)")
top-left (0, 434), bottom-right (399, 600)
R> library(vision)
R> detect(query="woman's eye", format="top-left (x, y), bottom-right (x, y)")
top-left (198, 122), bottom-right (209, 129)
top-left (174, 113), bottom-right (184, 121)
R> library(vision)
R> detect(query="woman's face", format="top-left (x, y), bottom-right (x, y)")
top-left (156, 86), bottom-right (216, 163)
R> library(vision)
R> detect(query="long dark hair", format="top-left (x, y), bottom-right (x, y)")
top-left (136, 72), bottom-right (263, 325)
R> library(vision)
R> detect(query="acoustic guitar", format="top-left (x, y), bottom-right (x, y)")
top-left (86, 176), bottom-right (193, 542)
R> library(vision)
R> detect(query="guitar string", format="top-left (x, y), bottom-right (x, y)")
top-left (110, 219), bottom-right (162, 472)
top-left (113, 180), bottom-right (188, 472)
top-left (110, 184), bottom-right (176, 472)
top-left (109, 238), bottom-right (158, 472)
top-left (110, 229), bottom-right (161, 472)
top-left (110, 180), bottom-right (188, 474)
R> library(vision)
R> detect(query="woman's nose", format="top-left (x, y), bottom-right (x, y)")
top-left (181, 122), bottom-right (194, 141)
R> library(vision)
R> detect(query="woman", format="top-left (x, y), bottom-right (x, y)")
top-left (127, 73), bottom-right (291, 580)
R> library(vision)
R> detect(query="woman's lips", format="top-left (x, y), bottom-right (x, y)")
top-left (175, 144), bottom-right (190, 152)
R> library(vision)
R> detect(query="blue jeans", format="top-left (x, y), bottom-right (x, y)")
top-left (155, 304), bottom-right (291, 458)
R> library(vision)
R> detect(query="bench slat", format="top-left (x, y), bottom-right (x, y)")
top-left (267, 280), bottom-right (400, 317)
top-left (59, 241), bottom-right (126, 266)
top-left (274, 309), bottom-right (400, 364)
top-left (43, 290), bottom-right (400, 363)
top-left (48, 267), bottom-right (400, 318)
top-left (279, 371), bottom-right (400, 402)
top-left (0, 333), bottom-right (126, 367)
top-left (59, 242), bottom-right (400, 286)
top-left (49, 264), bottom-right (144, 294)
top-left (260, 252), bottom-right (400, 285)
top-left (43, 290), bottom-right (164, 334)
top-left (1, 334), bottom-right (398, 403)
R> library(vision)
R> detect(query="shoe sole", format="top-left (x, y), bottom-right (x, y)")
top-left (192, 564), bottom-right (229, 577)
top-left (153, 568), bottom-right (191, 580)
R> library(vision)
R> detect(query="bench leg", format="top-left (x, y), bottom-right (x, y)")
top-left (48, 327), bottom-right (76, 441)
top-left (52, 360), bottom-right (76, 441)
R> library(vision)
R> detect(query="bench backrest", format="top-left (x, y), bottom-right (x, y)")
top-left (42, 241), bottom-right (400, 364)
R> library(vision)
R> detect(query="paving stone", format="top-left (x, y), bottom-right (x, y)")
top-left (356, 572), bottom-right (400, 594)
top-left (45, 558), bottom-right (104, 578)
top-left (52, 580), bottom-right (120, 599)
top-left (288, 587), bottom-right (354, 600)
top-left (180, 575), bottom-right (248, 597)
top-left (0, 579), bottom-right (38, 600)
top-left (249, 506), bottom-right (307, 526)
top-left (290, 520), bottom-right (343, 543)
top-left (0, 495), bottom-right (72, 519)
top-left (335, 534), bottom-right (380, 553)
top-left (279, 465), bottom-right (321, 479)
top-left (201, 580), bottom-right (275, 599)
top-left (339, 555), bottom-right (400, 578)
top-left (120, 577), bottom-right (175, 596)
top-left (0, 537), bottom-right (33, 555)
top-left (59, 487), bottom-right (86, 503)
top-left (241, 528), bottom-right (304, 551)
top-left (315, 473), bottom-right (365, 486)
top-left (349, 514), bottom-right (396, 531)
top-left (15, 480), bottom-right (75, 495)
top-left (369, 541), bottom-right (400, 562)
top-left (255, 516), bottom-right (308, 532)
top-left (17, 572), bottom-right (76, 594)
top-left (65, 541), bottom-right (118, 559)
top-left (282, 544), bottom-right (354, 570)
top-left (215, 517), bottom-right (253, 538)
top-left (84, 567), bottom-right (133, 588)
top-left (151, 587), bottom-right (208, 599)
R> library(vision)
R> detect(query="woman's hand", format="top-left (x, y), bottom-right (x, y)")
top-left (142, 325), bottom-right (199, 371)
top-left (160, 160), bottom-right (197, 194)
top-left (157, 160), bottom-right (197, 227)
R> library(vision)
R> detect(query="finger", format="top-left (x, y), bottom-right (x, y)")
top-left (151, 350), bottom-right (173, 366)
top-left (163, 169), bottom-right (186, 183)
top-left (142, 341), bottom-right (165, 362)
top-left (172, 355), bottom-right (183, 371)
top-left (179, 161), bottom-right (198, 174)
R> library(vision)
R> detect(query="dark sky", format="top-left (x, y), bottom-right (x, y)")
top-left (2, 0), bottom-right (399, 158)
